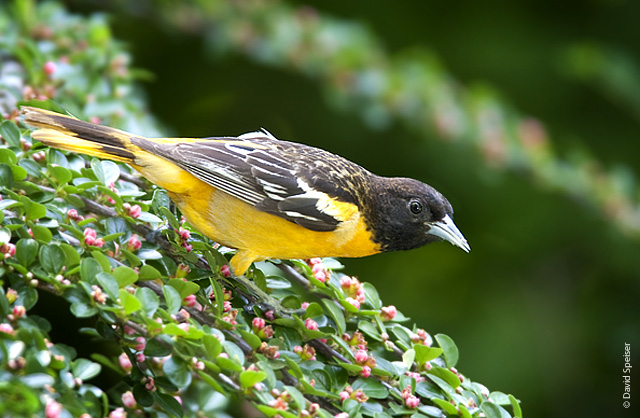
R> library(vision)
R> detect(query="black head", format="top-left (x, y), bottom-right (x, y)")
top-left (366, 177), bottom-right (470, 253)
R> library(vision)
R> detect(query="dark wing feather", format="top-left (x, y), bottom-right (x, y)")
top-left (130, 133), bottom-right (363, 231)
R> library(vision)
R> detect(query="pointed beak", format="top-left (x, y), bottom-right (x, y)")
top-left (427, 214), bottom-right (470, 252)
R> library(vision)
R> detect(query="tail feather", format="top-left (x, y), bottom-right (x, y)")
top-left (21, 107), bottom-right (137, 164)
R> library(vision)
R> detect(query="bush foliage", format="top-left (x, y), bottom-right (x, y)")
top-left (0, 2), bottom-right (521, 417)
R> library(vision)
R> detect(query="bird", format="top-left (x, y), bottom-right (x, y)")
top-left (21, 106), bottom-right (469, 276)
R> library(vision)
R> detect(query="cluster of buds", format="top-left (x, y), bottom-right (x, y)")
top-left (32, 150), bottom-right (46, 163)
top-left (121, 202), bottom-right (142, 218)
top-left (251, 317), bottom-right (274, 339)
top-left (1, 242), bottom-right (16, 259)
top-left (293, 344), bottom-right (316, 361)
top-left (401, 385), bottom-right (420, 409)
top-left (175, 263), bottom-right (191, 279)
top-left (405, 371), bottom-right (426, 383)
top-left (268, 389), bottom-right (290, 410)
top-left (307, 258), bottom-right (329, 283)
top-left (339, 386), bottom-right (368, 403)
top-left (380, 305), bottom-right (397, 321)
top-left (450, 366), bottom-right (465, 383)
top-left (83, 228), bottom-right (104, 248)
top-left (126, 234), bottom-right (142, 252)
top-left (353, 348), bottom-right (376, 377)
top-left (106, 182), bottom-right (120, 205)
top-left (67, 208), bottom-right (84, 222)
top-left (209, 286), bottom-right (233, 313)
top-left (342, 330), bottom-right (367, 350)
top-left (222, 308), bottom-right (238, 326)
top-left (410, 328), bottom-right (432, 346)
top-left (340, 275), bottom-right (365, 309)
top-left (257, 341), bottom-right (280, 359)
top-left (91, 285), bottom-right (107, 304)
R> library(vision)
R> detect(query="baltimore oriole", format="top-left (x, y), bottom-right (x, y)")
top-left (21, 106), bottom-right (469, 275)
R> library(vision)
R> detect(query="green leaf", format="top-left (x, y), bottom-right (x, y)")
top-left (11, 165), bottom-right (27, 181)
top-left (168, 278), bottom-right (199, 299)
top-left (72, 358), bottom-right (101, 380)
top-left (162, 285), bottom-right (182, 315)
top-left (413, 344), bottom-right (443, 365)
top-left (151, 189), bottom-right (171, 214)
top-left (60, 243), bottom-right (81, 268)
top-left (322, 299), bottom-right (346, 335)
top-left (19, 159), bottom-right (43, 178)
top-left (0, 148), bottom-right (17, 165)
top-left (481, 402), bottom-right (507, 418)
top-left (283, 385), bottom-right (306, 412)
top-left (139, 264), bottom-right (161, 280)
top-left (435, 334), bottom-right (459, 368)
top-left (70, 302), bottom-right (98, 318)
top-left (159, 207), bottom-right (180, 230)
top-left (96, 272), bottom-right (119, 301)
top-left (0, 120), bottom-right (21, 147)
top-left (240, 370), bottom-right (267, 389)
top-left (154, 393), bottom-right (184, 418)
top-left (29, 224), bottom-right (52, 243)
top-left (0, 163), bottom-right (14, 188)
top-left (136, 287), bottom-right (159, 317)
top-left (358, 320), bottom-right (382, 341)
top-left (20, 196), bottom-right (46, 220)
top-left (91, 251), bottom-right (112, 273)
top-left (119, 288), bottom-right (142, 314)
top-left (203, 334), bottom-right (222, 359)
top-left (352, 377), bottom-right (389, 399)
top-left (81, 257), bottom-right (104, 283)
top-left (162, 356), bottom-right (192, 388)
top-left (133, 383), bottom-right (154, 407)
top-left (39, 244), bottom-right (66, 275)
top-left (48, 165), bottom-right (72, 185)
top-left (363, 282), bottom-right (381, 309)
top-left (509, 394), bottom-right (523, 418)
top-left (428, 366), bottom-right (461, 390)
top-left (113, 266), bottom-right (138, 287)
top-left (16, 238), bottom-right (39, 267)
top-left (91, 159), bottom-right (120, 185)
top-left (432, 398), bottom-right (460, 415)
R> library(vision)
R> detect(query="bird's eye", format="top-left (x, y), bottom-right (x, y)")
top-left (409, 199), bottom-right (423, 214)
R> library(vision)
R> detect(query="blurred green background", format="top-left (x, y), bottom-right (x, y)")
top-left (58, 0), bottom-right (640, 416)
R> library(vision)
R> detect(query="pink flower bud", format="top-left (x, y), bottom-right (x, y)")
top-left (43, 61), bottom-right (57, 76)
top-left (0, 323), bottom-right (15, 335)
top-left (134, 336), bottom-right (146, 351)
top-left (304, 318), bottom-right (318, 331)
top-left (127, 234), bottom-right (142, 251)
top-left (354, 349), bottom-right (368, 364)
top-left (360, 365), bottom-right (371, 378)
top-left (252, 317), bottom-right (266, 330)
top-left (118, 353), bottom-right (132, 371)
top-left (128, 204), bottom-right (142, 218)
top-left (12, 305), bottom-right (26, 318)
top-left (121, 391), bottom-right (136, 408)
top-left (380, 305), bottom-right (397, 321)
top-left (178, 227), bottom-right (191, 240)
top-left (45, 399), bottom-right (62, 418)
top-left (93, 238), bottom-right (105, 248)
top-left (183, 294), bottom-right (196, 307)
top-left (220, 264), bottom-right (231, 278)
top-left (405, 395), bottom-right (420, 409)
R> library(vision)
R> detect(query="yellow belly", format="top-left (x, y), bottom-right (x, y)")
top-left (156, 171), bottom-right (380, 275)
